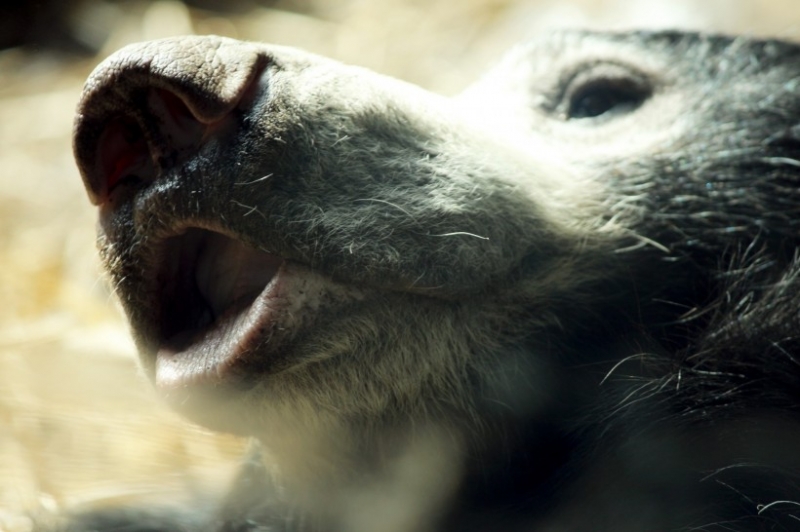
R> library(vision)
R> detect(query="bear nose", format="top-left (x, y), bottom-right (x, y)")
top-left (73, 35), bottom-right (266, 205)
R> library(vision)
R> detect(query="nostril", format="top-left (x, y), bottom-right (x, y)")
top-left (146, 88), bottom-right (206, 162)
top-left (75, 36), bottom-right (267, 206)
top-left (94, 88), bottom-right (207, 204)
top-left (156, 88), bottom-right (195, 130)
top-left (97, 115), bottom-right (153, 199)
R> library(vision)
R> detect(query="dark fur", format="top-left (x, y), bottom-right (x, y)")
top-left (60, 30), bottom-right (800, 531)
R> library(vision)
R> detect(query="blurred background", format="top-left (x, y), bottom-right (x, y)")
top-left (2, 0), bottom-right (800, 528)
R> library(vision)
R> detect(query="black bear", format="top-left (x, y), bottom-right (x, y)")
top-left (67, 30), bottom-right (800, 531)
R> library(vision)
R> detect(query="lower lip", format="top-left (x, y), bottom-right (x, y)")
top-left (154, 264), bottom-right (288, 392)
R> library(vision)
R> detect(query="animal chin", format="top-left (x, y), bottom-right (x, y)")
top-left (152, 227), bottom-right (286, 391)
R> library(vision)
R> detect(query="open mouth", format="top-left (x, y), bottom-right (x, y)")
top-left (154, 227), bottom-right (286, 389)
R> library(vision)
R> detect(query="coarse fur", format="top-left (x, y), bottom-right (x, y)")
top-left (59, 30), bottom-right (800, 531)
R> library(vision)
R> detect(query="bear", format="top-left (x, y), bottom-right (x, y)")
top-left (63, 30), bottom-right (800, 531)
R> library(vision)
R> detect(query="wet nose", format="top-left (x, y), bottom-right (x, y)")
top-left (73, 35), bottom-right (266, 205)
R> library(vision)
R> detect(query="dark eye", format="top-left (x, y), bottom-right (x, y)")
top-left (567, 78), bottom-right (651, 120)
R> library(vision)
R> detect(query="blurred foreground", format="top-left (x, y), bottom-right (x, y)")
top-left (1, 0), bottom-right (800, 528)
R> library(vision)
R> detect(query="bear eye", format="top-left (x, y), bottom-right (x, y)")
top-left (562, 68), bottom-right (652, 121)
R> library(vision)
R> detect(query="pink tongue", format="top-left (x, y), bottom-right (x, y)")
top-left (194, 232), bottom-right (282, 319)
